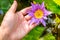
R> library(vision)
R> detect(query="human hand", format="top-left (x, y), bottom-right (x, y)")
top-left (0, 0), bottom-right (37, 40)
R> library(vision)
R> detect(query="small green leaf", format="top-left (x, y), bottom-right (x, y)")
top-left (55, 15), bottom-right (60, 24)
top-left (43, 33), bottom-right (56, 40)
top-left (0, 0), bottom-right (12, 13)
top-left (22, 25), bottom-right (45, 40)
top-left (53, 0), bottom-right (60, 6)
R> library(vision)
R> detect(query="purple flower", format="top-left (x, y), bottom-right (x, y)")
top-left (28, 2), bottom-right (52, 27)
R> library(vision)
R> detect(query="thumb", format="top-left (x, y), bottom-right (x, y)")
top-left (8, 0), bottom-right (17, 13)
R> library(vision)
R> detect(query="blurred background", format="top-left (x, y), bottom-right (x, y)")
top-left (0, 0), bottom-right (60, 40)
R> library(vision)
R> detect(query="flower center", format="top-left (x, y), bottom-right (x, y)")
top-left (34, 9), bottom-right (43, 19)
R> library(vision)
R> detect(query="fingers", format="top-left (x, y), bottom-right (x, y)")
top-left (8, 0), bottom-right (17, 13)
top-left (27, 20), bottom-right (38, 30)
top-left (19, 7), bottom-right (32, 21)
top-left (19, 7), bottom-right (31, 15)
top-left (25, 15), bottom-right (32, 21)
top-left (29, 22), bottom-right (37, 30)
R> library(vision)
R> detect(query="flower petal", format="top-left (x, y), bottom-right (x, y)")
top-left (30, 17), bottom-right (39, 25)
top-left (40, 2), bottom-right (45, 9)
top-left (44, 9), bottom-right (52, 16)
top-left (31, 3), bottom-right (36, 11)
top-left (31, 3), bottom-right (40, 11)
top-left (40, 19), bottom-right (46, 26)
top-left (43, 16), bottom-right (47, 20)
top-left (28, 12), bottom-right (34, 16)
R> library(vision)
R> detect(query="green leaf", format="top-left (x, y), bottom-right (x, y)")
top-left (53, 0), bottom-right (60, 6)
top-left (34, 0), bottom-right (43, 4)
top-left (44, 0), bottom-right (60, 15)
top-left (22, 25), bottom-right (45, 40)
top-left (55, 15), bottom-right (60, 24)
top-left (0, 0), bottom-right (12, 13)
top-left (43, 33), bottom-right (56, 40)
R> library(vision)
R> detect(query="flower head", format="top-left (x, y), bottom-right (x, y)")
top-left (28, 2), bottom-right (52, 26)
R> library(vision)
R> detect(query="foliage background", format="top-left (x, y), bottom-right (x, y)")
top-left (0, 0), bottom-right (59, 40)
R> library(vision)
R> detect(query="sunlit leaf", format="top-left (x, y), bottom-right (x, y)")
top-left (22, 25), bottom-right (45, 40)
top-left (55, 15), bottom-right (60, 24)
top-left (0, 0), bottom-right (12, 13)
top-left (43, 33), bottom-right (56, 40)
top-left (53, 0), bottom-right (60, 6)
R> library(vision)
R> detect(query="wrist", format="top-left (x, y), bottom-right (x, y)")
top-left (0, 26), bottom-right (10, 40)
top-left (0, 27), bottom-right (5, 40)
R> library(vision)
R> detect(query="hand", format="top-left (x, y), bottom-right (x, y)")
top-left (0, 0), bottom-right (37, 40)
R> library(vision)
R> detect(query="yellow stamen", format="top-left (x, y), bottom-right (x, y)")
top-left (34, 9), bottom-right (43, 19)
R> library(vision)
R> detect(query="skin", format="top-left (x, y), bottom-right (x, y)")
top-left (0, 1), bottom-right (37, 40)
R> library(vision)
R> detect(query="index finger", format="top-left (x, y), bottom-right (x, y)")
top-left (18, 7), bottom-right (31, 15)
